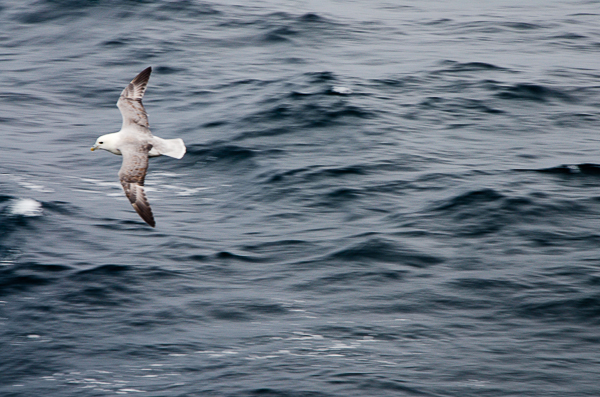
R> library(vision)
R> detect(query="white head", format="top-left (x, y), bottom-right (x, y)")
top-left (91, 133), bottom-right (121, 155)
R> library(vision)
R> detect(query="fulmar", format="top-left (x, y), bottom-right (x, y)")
top-left (91, 67), bottom-right (186, 227)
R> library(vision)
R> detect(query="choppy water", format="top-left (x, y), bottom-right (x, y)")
top-left (1, 0), bottom-right (600, 396)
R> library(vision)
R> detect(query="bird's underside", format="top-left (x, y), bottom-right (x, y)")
top-left (92, 66), bottom-right (186, 227)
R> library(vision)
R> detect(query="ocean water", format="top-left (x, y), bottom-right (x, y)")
top-left (1, 0), bottom-right (600, 395)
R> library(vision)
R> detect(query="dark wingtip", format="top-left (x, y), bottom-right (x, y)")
top-left (139, 211), bottom-right (155, 227)
top-left (135, 204), bottom-right (155, 227)
top-left (139, 210), bottom-right (156, 228)
top-left (132, 67), bottom-right (152, 85)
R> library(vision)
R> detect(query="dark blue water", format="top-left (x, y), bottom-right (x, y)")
top-left (1, 0), bottom-right (600, 395)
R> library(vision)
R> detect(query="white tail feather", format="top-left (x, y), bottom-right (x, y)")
top-left (149, 137), bottom-right (186, 159)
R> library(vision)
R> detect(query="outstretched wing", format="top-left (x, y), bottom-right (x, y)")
top-left (118, 143), bottom-right (155, 227)
top-left (117, 67), bottom-right (152, 130)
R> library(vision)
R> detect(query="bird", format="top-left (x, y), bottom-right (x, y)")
top-left (91, 67), bottom-right (186, 227)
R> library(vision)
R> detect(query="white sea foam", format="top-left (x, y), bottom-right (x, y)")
top-left (9, 198), bottom-right (43, 217)
top-left (331, 86), bottom-right (352, 95)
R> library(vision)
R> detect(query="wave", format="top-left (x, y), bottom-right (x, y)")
top-left (431, 187), bottom-right (594, 236)
top-left (431, 60), bottom-right (512, 74)
top-left (0, 262), bottom-right (70, 297)
top-left (418, 96), bottom-right (504, 115)
top-left (514, 294), bottom-right (600, 324)
top-left (239, 98), bottom-right (373, 133)
top-left (523, 163), bottom-right (600, 176)
top-left (185, 144), bottom-right (257, 164)
top-left (18, 0), bottom-right (221, 24)
top-left (328, 237), bottom-right (443, 268)
top-left (493, 83), bottom-right (576, 103)
top-left (213, 10), bottom-right (346, 47)
top-left (1, 197), bottom-right (46, 252)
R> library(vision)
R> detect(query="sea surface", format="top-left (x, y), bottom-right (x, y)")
top-left (1, 0), bottom-right (600, 396)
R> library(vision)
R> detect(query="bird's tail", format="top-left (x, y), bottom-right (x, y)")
top-left (150, 137), bottom-right (186, 159)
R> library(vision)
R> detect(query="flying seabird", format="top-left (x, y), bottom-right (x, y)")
top-left (91, 67), bottom-right (186, 227)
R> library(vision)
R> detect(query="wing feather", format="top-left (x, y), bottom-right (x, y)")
top-left (117, 67), bottom-right (152, 130)
top-left (118, 143), bottom-right (155, 227)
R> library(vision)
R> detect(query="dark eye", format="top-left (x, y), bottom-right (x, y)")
top-left (99, 141), bottom-right (104, 144)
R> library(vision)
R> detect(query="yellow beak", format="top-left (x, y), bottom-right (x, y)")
top-left (91, 146), bottom-right (97, 151)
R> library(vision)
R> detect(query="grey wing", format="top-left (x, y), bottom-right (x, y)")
top-left (117, 67), bottom-right (152, 130)
top-left (118, 143), bottom-right (155, 227)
